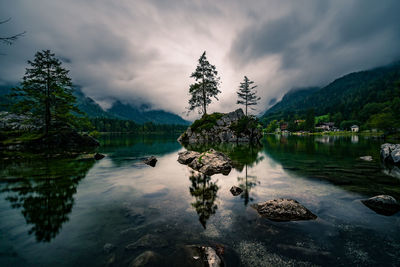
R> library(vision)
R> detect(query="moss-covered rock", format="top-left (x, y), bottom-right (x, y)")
top-left (178, 109), bottom-right (262, 144)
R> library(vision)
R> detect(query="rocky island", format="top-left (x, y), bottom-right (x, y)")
top-left (178, 109), bottom-right (262, 144)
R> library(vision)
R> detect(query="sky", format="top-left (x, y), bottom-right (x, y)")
top-left (1, 0), bottom-right (400, 120)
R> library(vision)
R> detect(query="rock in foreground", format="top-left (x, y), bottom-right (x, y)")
top-left (178, 109), bottom-right (262, 144)
top-left (94, 153), bottom-right (105, 160)
top-left (144, 156), bottom-right (157, 167)
top-left (230, 186), bottom-right (243, 196)
top-left (178, 149), bottom-right (232, 175)
top-left (252, 199), bottom-right (317, 221)
top-left (380, 143), bottom-right (400, 165)
top-left (129, 251), bottom-right (163, 267)
top-left (183, 245), bottom-right (222, 267)
top-left (177, 151), bottom-right (201, 164)
top-left (361, 195), bottom-right (400, 216)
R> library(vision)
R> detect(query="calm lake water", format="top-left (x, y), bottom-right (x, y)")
top-left (1, 134), bottom-right (399, 266)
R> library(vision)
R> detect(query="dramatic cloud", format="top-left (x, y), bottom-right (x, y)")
top-left (1, 0), bottom-right (399, 119)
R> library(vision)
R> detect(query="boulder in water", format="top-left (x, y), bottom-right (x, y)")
top-left (252, 198), bottom-right (317, 221)
top-left (361, 195), bottom-right (400, 216)
top-left (144, 156), bottom-right (157, 167)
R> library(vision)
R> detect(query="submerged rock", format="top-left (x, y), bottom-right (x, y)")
top-left (125, 234), bottom-right (168, 250)
top-left (129, 251), bottom-right (163, 267)
top-left (94, 153), bottom-right (105, 160)
top-left (359, 156), bottom-right (372, 161)
top-left (144, 156), bottom-right (157, 167)
top-left (183, 245), bottom-right (222, 267)
top-left (230, 186), bottom-right (243, 196)
top-left (103, 243), bottom-right (115, 254)
top-left (361, 195), bottom-right (400, 216)
top-left (252, 199), bottom-right (317, 221)
top-left (380, 143), bottom-right (400, 165)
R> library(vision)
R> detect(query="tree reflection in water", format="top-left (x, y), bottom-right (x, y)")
top-left (0, 156), bottom-right (95, 242)
top-left (188, 171), bottom-right (219, 229)
top-left (237, 164), bottom-right (259, 206)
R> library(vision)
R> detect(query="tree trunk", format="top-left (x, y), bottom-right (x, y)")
top-left (45, 63), bottom-right (51, 135)
top-left (202, 75), bottom-right (207, 115)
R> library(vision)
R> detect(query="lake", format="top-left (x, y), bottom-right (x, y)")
top-left (1, 134), bottom-right (399, 266)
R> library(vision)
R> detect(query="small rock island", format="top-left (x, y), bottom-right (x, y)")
top-left (178, 109), bottom-right (262, 144)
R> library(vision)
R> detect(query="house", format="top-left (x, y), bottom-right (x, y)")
top-left (280, 123), bottom-right (288, 131)
top-left (315, 122), bottom-right (335, 131)
top-left (351, 125), bottom-right (359, 132)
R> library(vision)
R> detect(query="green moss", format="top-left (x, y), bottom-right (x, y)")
top-left (191, 113), bottom-right (223, 133)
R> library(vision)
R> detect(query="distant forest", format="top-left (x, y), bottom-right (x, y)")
top-left (262, 62), bottom-right (400, 132)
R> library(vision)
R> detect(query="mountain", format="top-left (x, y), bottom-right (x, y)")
top-left (73, 87), bottom-right (116, 119)
top-left (262, 62), bottom-right (400, 125)
top-left (108, 101), bottom-right (190, 125)
top-left (0, 84), bottom-right (13, 111)
top-left (0, 85), bottom-right (190, 125)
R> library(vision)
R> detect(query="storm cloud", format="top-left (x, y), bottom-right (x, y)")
top-left (1, 0), bottom-right (399, 119)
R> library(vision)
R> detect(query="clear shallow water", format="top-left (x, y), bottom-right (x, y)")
top-left (1, 134), bottom-right (400, 266)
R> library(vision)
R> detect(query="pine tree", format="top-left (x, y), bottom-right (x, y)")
top-left (237, 76), bottom-right (260, 116)
top-left (11, 50), bottom-right (81, 134)
top-left (188, 51), bottom-right (221, 115)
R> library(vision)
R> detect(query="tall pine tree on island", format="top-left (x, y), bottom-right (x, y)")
top-left (237, 76), bottom-right (260, 116)
top-left (11, 50), bottom-right (82, 134)
top-left (187, 51), bottom-right (221, 115)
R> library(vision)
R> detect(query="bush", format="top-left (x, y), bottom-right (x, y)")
top-left (191, 113), bottom-right (223, 133)
top-left (230, 116), bottom-right (258, 136)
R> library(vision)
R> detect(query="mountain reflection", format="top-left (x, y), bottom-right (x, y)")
top-left (188, 171), bottom-right (219, 229)
top-left (0, 156), bottom-right (95, 242)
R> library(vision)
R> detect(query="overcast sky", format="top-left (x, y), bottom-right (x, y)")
top-left (1, 0), bottom-right (400, 119)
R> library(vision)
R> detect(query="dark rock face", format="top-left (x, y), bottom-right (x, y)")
top-left (361, 195), bottom-right (400, 216)
top-left (178, 149), bottom-right (232, 176)
top-left (129, 251), bottom-right (163, 267)
top-left (252, 199), bottom-right (317, 221)
top-left (144, 156), bottom-right (157, 167)
top-left (230, 186), bottom-right (243, 196)
top-left (381, 143), bottom-right (400, 165)
top-left (178, 109), bottom-right (262, 144)
top-left (94, 153), bottom-right (105, 160)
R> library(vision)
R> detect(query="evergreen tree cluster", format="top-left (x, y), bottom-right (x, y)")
top-left (187, 51), bottom-right (261, 117)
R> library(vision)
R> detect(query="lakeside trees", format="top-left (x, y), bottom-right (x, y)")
top-left (10, 50), bottom-right (83, 134)
top-left (187, 51), bottom-right (221, 116)
top-left (237, 76), bottom-right (260, 116)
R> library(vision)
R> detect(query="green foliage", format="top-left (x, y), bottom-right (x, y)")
top-left (229, 116), bottom-right (258, 136)
top-left (88, 117), bottom-right (187, 133)
top-left (340, 120), bottom-right (361, 130)
top-left (315, 114), bottom-right (329, 124)
top-left (262, 63), bottom-right (400, 132)
top-left (188, 51), bottom-right (221, 115)
top-left (236, 76), bottom-right (260, 116)
top-left (265, 119), bottom-right (278, 133)
top-left (367, 113), bottom-right (398, 132)
top-left (10, 50), bottom-right (86, 133)
top-left (191, 112), bottom-right (223, 133)
top-left (305, 109), bottom-right (315, 131)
